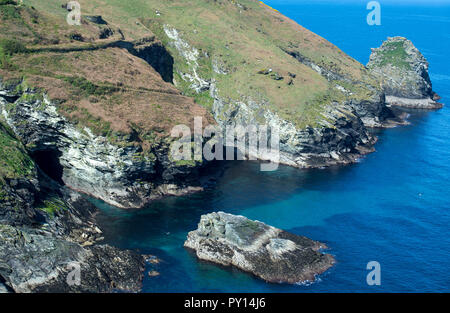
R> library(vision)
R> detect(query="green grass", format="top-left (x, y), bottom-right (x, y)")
top-left (12, 0), bottom-right (379, 132)
top-left (19, 0), bottom-right (359, 128)
top-left (0, 3), bottom-right (21, 20)
top-left (0, 120), bottom-right (35, 185)
top-left (60, 75), bottom-right (120, 97)
top-left (36, 197), bottom-right (68, 217)
top-left (377, 41), bottom-right (411, 70)
top-left (59, 105), bottom-right (113, 137)
top-left (0, 38), bottom-right (27, 69)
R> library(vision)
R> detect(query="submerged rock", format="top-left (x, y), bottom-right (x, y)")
top-left (368, 37), bottom-right (443, 109)
top-left (185, 212), bottom-right (335, 284)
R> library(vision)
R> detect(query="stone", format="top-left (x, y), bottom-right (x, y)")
top-left (185, 212), bottom-right (335, 284)
top-left (148, 271), bottom-right (160, 277)
top-left (368, 37), bottom-right (443, 109)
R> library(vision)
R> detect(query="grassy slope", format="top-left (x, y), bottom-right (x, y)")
top-left (369, 40), bottom-right (411, 70)
top-left (19, 0), bottom-right (380, 128)
top-left (2, 0), bottom-right (380, 134)
top-left (0, 120), bottom-right (35, 186)
top-left (0, 2), bottom-right (213, 151)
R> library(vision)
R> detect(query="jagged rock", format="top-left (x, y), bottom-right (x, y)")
top-left (0, 224), bottom-right (145, 293)
top-left (98, 27), bottom-right (114, 39)
top-left (368, 37), bottom-right (443, 109)
top-left (148, 270), bottom-right (160, 277)
top-left (210, 86), bottom-right (377, 169)
top-left (0, 83), bottom-right (204, 209)
top-left (0, 120), bottom-right (146, 292)
top-left (84, 15), bottom-right (108, 25)
top-left (185, 212), bottom-right (335, 284)
top-left (132, 37), bottom-right (174, 83)
top-left (0, 186), bottom-right (146, 293)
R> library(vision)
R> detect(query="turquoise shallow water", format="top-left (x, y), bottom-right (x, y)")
top-left (93, 1), bottom-right (450, 292)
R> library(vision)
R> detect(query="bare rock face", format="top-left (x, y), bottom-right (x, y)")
top-left (367, 37), bottom-right (442, 109)
top-left (185, 212), bottom-right (335, 284)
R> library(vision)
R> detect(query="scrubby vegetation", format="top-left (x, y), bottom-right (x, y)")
top-left (376, 41), bottom-right (411, 70)
top-left (60, 76), bottom-right (119, 97)
top-left (0, 39), bottom-right (27, 69)
top-left (0, 1), bottom-right (17, 5)
top-left (36, 196), bottom-right (68, 217)
top-left (0, 0), bottom-right (381, 155)
top-left (0, 120), bottom-right (35, 185)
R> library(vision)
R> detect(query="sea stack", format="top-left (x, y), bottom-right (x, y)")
top-left (367, 36), bottom-right (443, 109)
top-left (185, 212), bottom-right (335, 284)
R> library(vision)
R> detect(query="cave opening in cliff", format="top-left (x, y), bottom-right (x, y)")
top-left (31, 150), bottom-right (65, 185)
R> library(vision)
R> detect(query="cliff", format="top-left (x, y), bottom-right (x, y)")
top-left (0, 0), bottom-right (442, 292)
top-left (367, 36), bottom-right (443, 109)
top-left (0, 0), bottom-right (401, 209)
top-left (0, 119), bottom-right (145, 292)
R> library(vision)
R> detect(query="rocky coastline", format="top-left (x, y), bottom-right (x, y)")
top-left (0, 0), bottom-right (444, 293)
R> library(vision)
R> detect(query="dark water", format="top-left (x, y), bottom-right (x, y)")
top-left (94, 1), bottom-right (450, 292)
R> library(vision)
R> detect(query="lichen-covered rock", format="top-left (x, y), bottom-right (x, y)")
top-left (0, 120), bottom-right (146, 293)
top-left (367, 37), bottom-right (442, 109)
top-left (185, 212), bottom-right (335, 284)
top-left (0, 224), bottom-right (145, 293)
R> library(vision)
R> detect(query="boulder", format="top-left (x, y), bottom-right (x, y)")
top-left (185, 212), bottom-right (335, 284)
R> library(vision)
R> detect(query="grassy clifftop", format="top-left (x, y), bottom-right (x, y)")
top-left (0, 1), bottom-right (213, 150)
top-left (0, 0), bottom-right (383, 145)
top-left (6, 0), bottom-right (381, 130)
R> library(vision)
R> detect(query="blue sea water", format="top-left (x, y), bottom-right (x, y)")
top-left (93, 1), bottom-right (450, 292)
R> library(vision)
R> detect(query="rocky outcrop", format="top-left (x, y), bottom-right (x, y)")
top-left (211, 90), bottom-right (377, 168)
top-left (163, 25), bottom-right (380, 169)
top-left (131, 37), bottom-right (174, 83)
top-left (0, 120), bottom-right (147, 293)
top-left (282, 48), bottom-right (402, 128)
top-left (367, 36), bottom-right (443, 109)
top-left (0, 187), bottom-right (146, 293)
top-left (185, 212), bottom-right (335, 284)
top-left (0, 224), bottom-right (145, 293)
top-left (0, 80), bottom-right (204, 209)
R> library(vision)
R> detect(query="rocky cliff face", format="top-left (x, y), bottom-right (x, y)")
top-left (162, 23), bottom-right (385, 169)
top-left (0, 1), bottom-right (444, 292)
top-left (211, 91), bottom-right (378, 168)
top-left (0, 79), bottom-right (205, 209)
top-left (0, 119), bottom-right (146, 293)
top-left (185, 212), bottom-right (335, 284)
top-left (367, 37), bottom-right (442, 109)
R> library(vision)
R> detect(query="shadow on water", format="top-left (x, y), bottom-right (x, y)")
top-left (91, 160), bottom-right (357, 243)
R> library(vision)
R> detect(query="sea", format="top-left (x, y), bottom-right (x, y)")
top-left (93, 0), bottom-right (450, 292)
